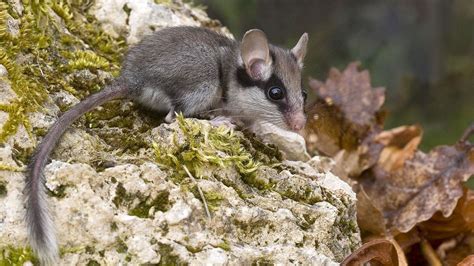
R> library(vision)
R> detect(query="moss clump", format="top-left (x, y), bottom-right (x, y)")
top-left (157, 244), bottom-right (186, 266)
top-left (215, 240), bottom-right (231, 251)
top-left (64, 50), bottom-right (110, 72)
top-left (113, 183), bottom-right (171, 218)
top-left (46, 184), bottom-right (69, 198)
top-left (0, 180), bottom-right (6, 197)
top-left (153, 114), bottom-right (262, 182)
top-left (188, 186), bottom-right (224, 212)
top-left (86, 259), bottom-right (100, 266)
top-left (128, 190), bottom-right (171, 218)
top-left (115, 239), bottom-right (128, 254)
top-left (0, 0), bottom-right (125, 147)
top-left (0, 246), bottom-right (37, 266)
top-left (251, 258), bottom-right (274, 266)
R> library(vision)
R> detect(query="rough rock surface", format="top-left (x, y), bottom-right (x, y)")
top-left (0, 0), bottom-right (360, 265)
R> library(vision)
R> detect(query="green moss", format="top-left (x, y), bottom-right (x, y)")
top-left (86, 259), bottom-right (100, 266)
top-left (11, 143), bottom-right (33, 166)
top-left (157, 244), bottom-right (187, 266)
top-left (0, 180), bottom-right (6, 197)
top-left (0, 0), bottom-right (125, 150)
top-left (184, 245), bottom-right (202, 253)
top-left (188, 186), bottom-right (224, 212)
top-left (153, 115), bottom-right (263, 183)
top-left (110, 221), bottom-right (118, 231)
top-left (46, 184), bottom-right (69, 198)
top-left (128, 190), bottom-right (171, 218)
top-left (0, 246), bottom-right (37, 266)
top-left (64, 50), bottom-right (110, 72)
top-left (113, 183), bottom-right (171, 218)
top-left (116, 239), bottom-right (128, 254)
top-left (0, 164), bottom-right (21, 172)
top-left (112, 182), bottom-right (130, 207)
top-left (215, 240), bottom-right (231, 251)
top-left (251, 258), bottom-right (274, 266)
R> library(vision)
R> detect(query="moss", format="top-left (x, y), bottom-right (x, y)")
top-left (128, 190), bottom-right (171, 218)
top-left (83, 100), bottom-right (150, 154)
top-left (11, 143), bottom-right (33, 166)
top-left (153, 115), bottom-right (264, 184)
top-left (215, 240), bottom-right (231, 251)
top-left (112, 182), bottom-right (130, 207)
top-left (116, 239), bottom-right (128, 254)
top-left (184, 245), bottom-right (202, 253)
top-left (0, 180), bottom-right (6, 197)
top-left (110, 221), bottom-right (118, 231)
top-left (46, 184), bottom-right (69, 198)
top-left (0, 164), bottom-right (21, 172)
top-left (0, 246), bottom-right (38, 266)
top-left (251, 258), bottom-right (274, 266)
top-left (113, 183), bottom-right (171, 218)
top-left (0, 0), bottom-right (125, 150)
top-left (64, 50), bottom-right (110, 72)
top-left (86, 259), bottom-right (100, 266)
top-left (188, 186), bottom-right (224, 212)
top-left (157, 244), bottom-right (187, 266)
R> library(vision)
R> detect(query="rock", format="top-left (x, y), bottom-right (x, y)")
top-left (0, 1), bottom-right (360, 265)
top-left (91, 0), bottom-right (231, 44)
top-left (251, 121), bottom-right (311, 161)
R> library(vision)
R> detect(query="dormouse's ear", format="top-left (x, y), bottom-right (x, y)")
top-left (291, 33), bottom-right (308, 68)
top-left (240, 29), bottom-right (272, 81)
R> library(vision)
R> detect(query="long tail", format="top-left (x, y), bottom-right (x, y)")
top-left (25, 83), bottom-right (129, 265)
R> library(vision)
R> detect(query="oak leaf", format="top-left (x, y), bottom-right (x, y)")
top-left (362, 126), bottom-right (474, 234)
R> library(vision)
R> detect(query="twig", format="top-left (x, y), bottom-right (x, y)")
top-left (420, 238), bottom-right (442, 266)
top-left (183, 165), bottom-right (211, 219)
top-left (460, 123), bottom-right (474, 144)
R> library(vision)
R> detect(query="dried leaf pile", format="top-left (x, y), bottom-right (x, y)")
top-left (304, 62), bottom-right (474, 265)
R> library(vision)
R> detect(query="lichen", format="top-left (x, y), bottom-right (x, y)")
top-left (0, 246), bottom-right (37, 266)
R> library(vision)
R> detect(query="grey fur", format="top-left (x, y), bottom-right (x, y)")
top-left (26, 26), bottom-right (308, 264)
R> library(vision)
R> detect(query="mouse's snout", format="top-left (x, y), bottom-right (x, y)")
top-left (287, 111), bottom-right (307, 131)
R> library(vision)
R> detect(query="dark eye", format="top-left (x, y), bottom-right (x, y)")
top-left (302, 89), bottom-right (308, 101)
top-left (267, 86), bottom-right (284, 101)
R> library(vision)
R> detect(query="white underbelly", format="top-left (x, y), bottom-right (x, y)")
top-left (137, 87), bottom-right (172, 112)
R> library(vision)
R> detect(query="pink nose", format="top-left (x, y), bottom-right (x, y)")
top-left (288, 112), bottom-right (306, 131)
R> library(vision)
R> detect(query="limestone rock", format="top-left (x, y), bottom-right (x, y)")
top-left (251, 121), bottom-right (311, 161)
top-left (0, 1), bottom-right (360, 265)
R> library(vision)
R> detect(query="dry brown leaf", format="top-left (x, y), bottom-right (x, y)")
top-left (304, 62), bottom-right (385, 178)
top-left (457, 255), bottom-right (474, 266)
top-left (443, 233), bottom-right (474, 266)
top-left (362, 126), bottom-right (474, 234)
top-left (356, 186), bottom-right (387, 236)
top-left (310, 62), bottom-right (385, 131)
top-left (341, 238), bottom-right (406, 266)
top-left (375, 125), bottom-right (423, 172)
top-left (419, 189), bottom-right (474, 240)
top-left (394, 229), bottom-right (421, 251)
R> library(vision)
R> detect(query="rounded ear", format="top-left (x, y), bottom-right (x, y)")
top-left (240, 29), bottom-right (272, 81)
top-left (291, 33), bottom-right (308, 68)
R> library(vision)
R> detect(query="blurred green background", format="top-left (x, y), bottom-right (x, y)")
top-left (196, 0), bottom-right (474, 151)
